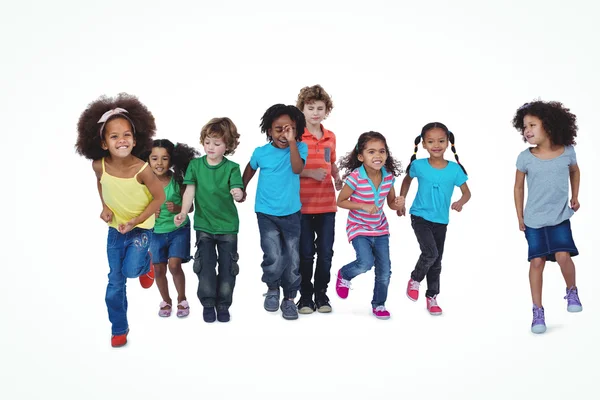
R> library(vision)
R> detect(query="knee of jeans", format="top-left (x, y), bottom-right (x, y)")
top-left (375, 271), bottom-right (391, 282)
top-left (422, 245), bottom-right (439, 260)
top-left (193, 255), bottom-right (202, 274)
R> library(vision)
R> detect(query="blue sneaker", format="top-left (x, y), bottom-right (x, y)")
top-left (564, 287), bottom-right (583, 312)
top-left (531, 305), bottom-right (546, 334)
top-left (280, 299), bottom-right (299, 320)
top-left (263, 288), bottom-right (280, 312)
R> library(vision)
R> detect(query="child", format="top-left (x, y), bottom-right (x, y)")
top-left (145, 140), bottom-right (200, 318)
top-left (242, 104), bottom-right (308, 320)
top-left (398, 122), bottom-right (471, 316)
top-left (75, 93), bottom-right (165, 347)
top-left (512, 101), bottom-right (582, 334)
top-left (335, 131), bottom-right (403, 319)
top-left (175, 118), bottom-right (243, 323)
top-left (295, 85), bottom-right (343, 314)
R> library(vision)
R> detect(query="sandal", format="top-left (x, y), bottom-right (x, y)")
top-left (177, 300), bottom-right (190, 318)
top-left (158, 301), bottom-right (172, 317)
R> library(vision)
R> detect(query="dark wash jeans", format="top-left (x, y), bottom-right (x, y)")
top-left (299, 212), bottom-right (335, 298)
top-left (256, 211), bottom-right (301, 299)
top-left (410, 215), bottom-right (447, 298)
top-left (193, 231), bottom-right (239, 309)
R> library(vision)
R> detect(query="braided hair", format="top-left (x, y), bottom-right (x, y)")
top-left (260, 104), bottom-right (306, 142)
top-left (142, 139), bottom-right (200, 185)
top-left (338, 131), bottom-right (403, 180)
top-left (406, 122), bottom-right (467, 175)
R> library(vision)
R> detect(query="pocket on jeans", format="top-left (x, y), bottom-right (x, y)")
top-left (193, 253), bottom-right (203, 274)
top-left (230, 252), bottom-right (240, 276)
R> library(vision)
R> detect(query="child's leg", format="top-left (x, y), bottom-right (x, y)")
top-left (410, 216), bottom-right (438, 283)
top-left (529, 257), bottom-right (546, 307)
top-left (106, 228), bottom-right (128, 335)
top-left (154, 263), bottom-right (171, 304)
top-left (193, 231), bottom-right (218, 308)
top-left (424, 223), bottom-right (448, 298)
top-left (166, 225), bottom-right (191, 305)
top-left (555, 252), bottom-right (576, 288)
top-left (150, 233), bottom-right (170, 305)
top-left (371, 235), bottom-right (391, 307)
top-left (256, 213), bottom-right (284, 290)
top-left (341, 236), bottom-right (374, 280)
top-left (279, 212), bottom-right (302, 300)
top-left (215, 234), bottom-right (239, 309)
top-left (299, 214), bottom-right (316, 299)
top-left (167, 258), bottom-right (186, 304)
top-left (314, 212), bottom-right (335, 295)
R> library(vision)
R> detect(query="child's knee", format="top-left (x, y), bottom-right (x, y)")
top-left (530, 257), bottom-right (545, 269)
top-left (555, 252), bottom-right (571, 265)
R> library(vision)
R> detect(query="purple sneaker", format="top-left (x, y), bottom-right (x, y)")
top-left (564, 287), bottom-right (583, 312)
top-left (531, 305), bottom-right (546, 334)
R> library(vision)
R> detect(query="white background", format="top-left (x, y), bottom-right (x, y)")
top-left (2, 0), bottom-right (599, 399)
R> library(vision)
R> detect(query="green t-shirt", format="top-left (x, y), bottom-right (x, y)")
top-left (154, 176), bottom-right (189, 234)
top-left (183, 156), bottom-right (244, 234)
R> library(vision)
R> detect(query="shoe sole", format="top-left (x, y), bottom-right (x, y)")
top-left (428, 311), bottom-right (442, 316)
top-left (282, 314), bottom-right (299, 320)
top-left (317, 306), bottom-right (332, 313)
top-left (298, 307), bottom-right (315, 314)
top-left (567, 306), bottom-right (583, 312)
top-left (531, 324), bottom-right (547, 334)
top-left (264, 305), bottom-right (279, 312)
top-left (373, 315), bottom-right (390, 320)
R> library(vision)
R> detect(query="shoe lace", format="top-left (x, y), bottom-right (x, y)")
top-left (374, 305), bottom-right (387, 312)
top-left (564, 287), bottom-right (579, 302)
top-left (338, 277), bottom-right (352, 289)
top-left (428, 297), bottom-right (438, 307)
top-left (533, 306), bottom-right (545, 320)
top-left (409, 280), bottom-right (420, 291)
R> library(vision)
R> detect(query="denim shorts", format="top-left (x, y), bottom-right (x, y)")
top-left (150, 222), bottom-right (192, 264)
top-left (524, 219), bottom-right (579, 262)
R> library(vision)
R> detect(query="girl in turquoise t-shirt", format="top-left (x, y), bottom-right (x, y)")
top-left (146, 139), bottom-right (200, 318)
top-left (398, 122), bottom-right (471, 316)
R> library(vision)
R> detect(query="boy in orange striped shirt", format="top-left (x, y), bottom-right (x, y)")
top-left (295, 85), bottom-right (343, 314)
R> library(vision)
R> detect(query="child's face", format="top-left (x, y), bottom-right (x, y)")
top-left (303, 100), bottom-right (327, 127)
top-left (522, 115), bottom-right (548, 145)
top-left (203, 134), bottom-right (227, 164)
top-left (269, 115), bottom-right (296, 149)
top-left (358, 139), bottom-right (388, 171)
top-left (149, 147), bottom-right (171, 177)
top-left (101, 118), bottom-right (136, 157)
top-left (422, 128), bottom-right (449, 159)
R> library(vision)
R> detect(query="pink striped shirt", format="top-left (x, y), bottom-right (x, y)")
top-left (345, 166), bottom-right (395, 242)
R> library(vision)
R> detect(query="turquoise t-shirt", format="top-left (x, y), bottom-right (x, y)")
top-left (250, 142), bottom-right (308, 216)
top-left (154, 176), bottom-right (188, 234)
top-left (183, 156), bottom-right (244, 234)
top-left (409, 158), bottom-right (468, 224)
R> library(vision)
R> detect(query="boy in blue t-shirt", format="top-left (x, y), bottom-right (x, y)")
top-left (242, 104), bottom-right (308, 320)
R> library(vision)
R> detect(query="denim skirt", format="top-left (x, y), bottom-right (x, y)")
top-left (524, 219), bottom-right (578, 262)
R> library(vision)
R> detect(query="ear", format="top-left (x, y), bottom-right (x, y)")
top-left (133, 137), bottom-right (136, 147)
top-left (357, 153), bottom-right (364, 162)
top-left (101, 140), bottom-right (108, 150)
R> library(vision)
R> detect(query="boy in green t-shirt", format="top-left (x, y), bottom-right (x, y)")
top-left (175, 118), bottom-right (244, 323)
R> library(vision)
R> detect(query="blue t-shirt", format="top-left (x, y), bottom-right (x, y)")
top-left (409, 158), bottom-right (468, 224)
top-left (250, 142), bottom-right (308, 216)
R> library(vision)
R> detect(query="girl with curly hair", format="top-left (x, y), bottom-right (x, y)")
top-left (242, 104), bottom-right (308, 321)
top-left (398, 122), bottom-right (471, 316)
top-left (144, 140), bottom-right (200, 318)
top-left (334, 131), bottom-right (404, 319)
top-left (75, 93), bottom-right (165, 348)
top-left (513, 100), bottom-right (582, 334)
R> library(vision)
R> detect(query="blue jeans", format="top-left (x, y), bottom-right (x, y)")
top-left (299, 212), bottom-right (335, 297)
top-left (339, 235), bottom-right (391, 307)
top-left (106, 227), bottom-right (152, 335)
top-left (193, 231), bottom-right (239, 308)
top-left (256, 212), bottom-right (301, 299)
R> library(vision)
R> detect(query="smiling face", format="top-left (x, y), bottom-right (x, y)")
top-left (101, 117), bottom-right (136, 158)
top-left (358, 139), bottom-right (388, 171)
top-left (269, 114), bottom-right (296, 149)
top-left (149, 146), bottom-right (171, 177)
top-left (302, 100), bottom-right (327, 129)
top-left (522, 115), bottom-right (549, 145)
top-left (422, 127), bottom-right (449, 159)
top-left (203, 134), bottom-right (227, 165)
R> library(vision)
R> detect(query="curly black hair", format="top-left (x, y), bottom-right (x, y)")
top-left (140, 139), bottom-right (200, 185)
top-left (405, 122), bottom-right (467, 176)
top-left (75, 93), bottom-right (156, 160)
top-left (338, 131), bottom-right (403, 180)
top-left (512, 100), bottom-right (577, 146)
top-left (259, 104), bottom-right (306, 142)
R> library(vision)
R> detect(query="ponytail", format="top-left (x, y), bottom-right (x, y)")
top-left (405, 135), bottom-right (422, 175)
top-left (447, 131), bottom-right (467, 175)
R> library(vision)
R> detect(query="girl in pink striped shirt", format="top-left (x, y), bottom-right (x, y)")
top-left (335, 131), bottom-right (404, 319)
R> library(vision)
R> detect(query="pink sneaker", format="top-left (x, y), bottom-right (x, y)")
top-left (407, 278), bottom-right (419, 301)
top-left (372, 305), bottom-right (391, 319)
top-left (426, 296), bottom-right (442, 315)
top-left (335, 270), bottom-right (351, 299)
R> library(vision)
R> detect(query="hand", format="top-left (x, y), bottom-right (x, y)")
top-left (570, 198), bottom-right (580, 212)
top-left (174, 213), bottom-right (187, 227)
top-left (165, 201), bottom-right (178, 213)
top-left (451, 201), bottom-right (463, 212)
top-left (118, 218), bottom-right (137, 234)
top-left (100, 206), bottom-right (113, 223)
top-left (282, 124), bottom-right (295, 142)
top-left (394, 196), bottom-right (405, 210)
top-left (361, 203), bottom-right (379, 214)
top-left (154, 208), bottom-right (161, 219)
top-left (334, 176), bottom-right (343, 191)
top-left (231, 188), bottom-right (244, 202)
top-left (311, 168), bottom-right (327, 181)
top-left (240, 190), bottom-right (247, 203)
top-left (518, 218), bottom-right (525, 232)
top-left (396, 205), bottom-right (406, 217)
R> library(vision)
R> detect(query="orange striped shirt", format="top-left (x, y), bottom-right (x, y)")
top-left (300, 126), bottom-right (338, 214)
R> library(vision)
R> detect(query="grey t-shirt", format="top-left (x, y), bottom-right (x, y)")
top-left (516, 145), bottom-right (577, 229)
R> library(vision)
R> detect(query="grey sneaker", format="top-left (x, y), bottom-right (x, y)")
top-left (280, 299), bottom-right (299, 320)
top-left (263, 288), bottom-right (280, 312)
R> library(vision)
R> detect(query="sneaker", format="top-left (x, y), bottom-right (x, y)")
top-left (176, 300), bottom-right (190, 318)
top-left (216, 306), bottom-right (230, 323)
top-left (263, 288), bottom-right (280, 312)
top-left (531, 305), bottom-right (547, 334)
top-left (564, 287), bottom-right (583, 312)
top-left (281, 299), bottom-right (299, 320)
top-left (111, 329), bottom-right (129, 348)
top-left (372, 305), bottom-right (391, 319)
top-left (426, 296), bottom-right (442, 315)
top-left (406, 278), bottom-right (420, 302)
top-left (335, 270), bottom-right (351, 299)
top-left (158, 301), bottom-right (172, 317)
top-left (139, 261), bottom-right (155, 289)
top-left (315, 293), bottom-right (332, 313)
top-left (297, 296), bottom-right (316, 314)
top-left (203, 307), bottom-right (216, 323)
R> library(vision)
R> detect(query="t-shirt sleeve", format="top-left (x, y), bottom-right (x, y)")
top-left (409, 160), bottom-right (419, 178)
top-left (229, 163), bottom-right (244, 190)
top-left (516, 151), bottom-right (528, 173)
top-left (345, 170), bottom-right (358, 190)
top-left (567, 146), bottom-right (577, 166)
top-left (298, 142), bottom-right (308, 162)
top-left (183, 159), bottom-right (198, 185)
top-left (454, 165), bottom-right (468, 187)
top-left (249, 147), bottom-right (260, 170)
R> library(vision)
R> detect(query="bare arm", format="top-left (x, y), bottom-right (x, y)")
top-left (514, 169), bottom-right (526, 231)
top-left (396, 174), bottom-right (413, 216)
top-left (386, 186), bottom-right (405, 211)
top-left (451, 182), bottom-right (471, 212)
top-left (288, 140), bottom-right (304, 174)
top-left (174, 184), bottom-right (195, 227)
top-left (337, 184), bottom-right (377, 214)
top-left (135, 166), bottom-right (166, 225)
top-left (92, 159), bottom-right (113, 223)
top-left (569, 164), bottom-right (580, 211)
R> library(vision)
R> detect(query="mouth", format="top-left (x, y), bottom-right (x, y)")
top-left (155, 167), bottom-right (165, 172)
top-left (117, 145), bottom-right (128, 150)
top-left (278, 139), bottom-right (288, 145)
